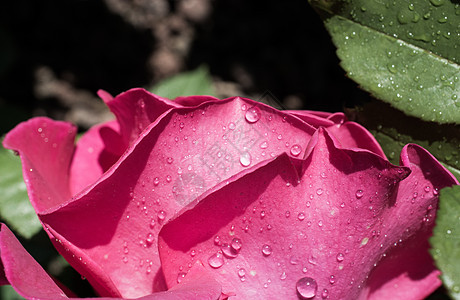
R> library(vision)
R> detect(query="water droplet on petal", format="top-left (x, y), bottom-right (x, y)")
top-left (238, 268), bottom-right (246, 277)
top-left (231, 238), bottom-right (242, 251)
top-left (336, 253), bottom-right (344, 262)
top-left (260, 141), bottom-right (268, 149)
top-left (157, 210), bottom-right (166, 221)
top-left (296, 277), bottom-right (317, 299)
top-left (245, 107), bottom-right (261, 123)
top-left (316, 188), bottom-right (323, 195)
top-left (177, 272), bottom-right (186, 283)
top-left (239, 152), bottom-right (252, 167)
top-left (153, 177), bottom-right (160, 186)
top-left (424, 186), bottom-right (431, 192)
top-left (355, 190), bottom-right (364, 199)
top-left (321, 289), bottom-right (329, 299)
top-left (329, 275), bottom-right (335, 284)
top-left (208, 252), bottom-right (224, 268)
top-left (146, 233), bottom-right (154, 246)
top-left (221, 243), bottom-right (238, 258)
top-left (262, 244), bottom-right (273, 256)
top-left (280, 271), bottom-right (287, 280)
top-left (228, 122), bottom-right (236, 130)
top-left (290, 144), bottom-right (302, 156)
top-left (167, 157), bottom-right (174, 164)
top-left (298, 212), bottom-right (305, 221)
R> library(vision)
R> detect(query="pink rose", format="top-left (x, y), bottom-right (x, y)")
top-left (2, 88), bottom-right (458, 299)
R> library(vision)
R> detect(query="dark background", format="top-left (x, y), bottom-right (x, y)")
top-left (0, 0), bottom-right (366, 136)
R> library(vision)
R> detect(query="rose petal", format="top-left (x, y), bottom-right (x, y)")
top-left (69, 120), bottom-right (121, 195)
top-left (327, 122), bottom-right (387, 158)
top-left (285, 110), bottom-right (336, 128)
top-left (361, 144), bottom-right (458, 299)
top-left (103, 88), bottom-right (181, 149)
top-left (0, 223), bottom-right (221, 300)
top-left (174, 95), bottom-right (219, 106)
top-left (285, 111), bottom-right (386, 158)
top-left (2, 117), bottom-right (76, 212)
top-left (0, 223), bottom-right (68, 299)
top-left (158, 128), bottom-right (455, 299)
top-left (132, 261), bottom-right (222, 300)
top-left (39, 97), bottom-right (316, 298)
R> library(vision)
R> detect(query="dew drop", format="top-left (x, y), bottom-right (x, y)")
top-left (166, 157), bottom-right (174, 164)
top-left (228, 122), bottom-right (236, 130)
top-left (239, 152), bottom-right (252, 167)
top-left (260, 141), bottom-right (268, 149)
top-left (296, 277), bottom-right (317, 299)
top-left (177, 272), bottom-right (186, 283)
top-left (214, 235), bottom-right (221, 245)
top-left (153, 177), bottom-right (160, 186)
top-left (208, 252), bottom-right (224, 268)
top-left (157, 210), bottom-right (166, 221)
top-left (146, 233), bottom-right (154, 245)
top-left (290, 144), bottom-right (302, 156)
top-left (221, 243), bottom-right (238, 258)
top-left (424, 186), bottom-right (431, 192)
top-left (231, 238), bottom-right (242, 251)
top-left (238, 268), bottom-right (246, 277)
top-left (316, 188), bottom-right (323, 195)
top-left (297, 212), bottom-right (305, 221)
top-left (123, 256), bottom-right (128, 263)
top-left (245, 107), bottom-right (261, 123)
top-left (355, 190), bottom-right (364, 199)
top-left (329, 275), bottom-right (336, 284)
top-left (262, 244), bottom-right (273, 256)
top-left (336, 253), bottom-right (344, 262)
top-left (321, 289), bottom-right (329, 299)
top-left (280, 271), bottom-right (287, 280)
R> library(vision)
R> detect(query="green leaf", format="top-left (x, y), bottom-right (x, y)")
top-left (352, 100), bottom-right (460, 181)
top-left (309, 0), bottom-right (460, 124)
top-left (0, 141), bottom-right (41, 239)
top-left (430, 185), bottom-right (460, 300)
top-left (0, 286), bottom-right (25, 300)
top-left (150, 65), bottom-right (215, 99)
